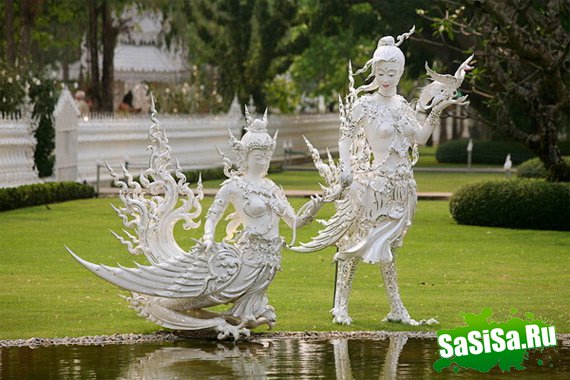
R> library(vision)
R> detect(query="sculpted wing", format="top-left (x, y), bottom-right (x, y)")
top-left (289, 189), bottom-right (363, 253)
top-left (67, 243), bottom-right (242, 298)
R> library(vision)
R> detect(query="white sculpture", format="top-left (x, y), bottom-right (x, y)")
top-left (68, 101), bottom-right (321, 340)
top-left (293, 27), bottom-right (473, 326)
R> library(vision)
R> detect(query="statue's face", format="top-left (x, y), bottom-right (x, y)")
top-left (374, 60), bottom-right (403, 97)
top-left (247, 149), bottom-right (272, 175)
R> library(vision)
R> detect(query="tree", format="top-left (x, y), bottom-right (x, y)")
top-left (287, 1), bottom-right (437, 107)
top-left (164, 0), bottom-right (304, 111)
top-left (86, 0), bottom-right (129, 112)
top-left (422, 0), bottom-right (570, 181)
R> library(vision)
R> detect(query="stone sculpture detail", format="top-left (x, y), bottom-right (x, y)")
top-left (68, 100), bottom-right (320, 340)
top-left (292, 27), bottom-right (472, 326)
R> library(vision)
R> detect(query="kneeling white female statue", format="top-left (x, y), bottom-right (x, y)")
top-left (293, 27), bottom-right (473, 326)
top-left (68, 103), bottom-right (321, 340)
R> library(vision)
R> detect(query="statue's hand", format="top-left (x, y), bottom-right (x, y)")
top-left (339, 168), bottom-right (353, 188)
top-left (436, 94), bottom-right (469, 110)
top-left (202, 233), bottom-right (215, 253)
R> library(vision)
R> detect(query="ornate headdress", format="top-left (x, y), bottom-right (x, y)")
top-left (219, 106), bottom-right (278, 177)
top-left (239, 107), bottom-right (277, 152)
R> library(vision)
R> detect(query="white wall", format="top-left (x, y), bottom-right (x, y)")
top-left (0, 111), bottom-right (40, 189)
top-left (53, 90), bottom-right (341, 185)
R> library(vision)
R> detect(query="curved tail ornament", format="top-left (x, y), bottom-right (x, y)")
top-left (106, 95), bottom-right (203, 264)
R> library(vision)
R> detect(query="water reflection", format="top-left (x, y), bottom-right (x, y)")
top-left (118, 343), bottom-right (274, 379)
top-left (1, 336), bottom-right (568, 379)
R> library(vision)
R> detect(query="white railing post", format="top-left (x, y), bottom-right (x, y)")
top-left (53, 87), bottom-right (80, 182)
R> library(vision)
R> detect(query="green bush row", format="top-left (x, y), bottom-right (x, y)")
top-left (115, 164), bottom-right (284, 188)
top-left (436, 139), bottom-right (570, 165)
top-left (517, 157), bottom-right (570, 178)
top-left (0, 182), bottom-right (95, 212)
top-left (449, 179), bottom-right (570, 231)
top-left (182, 163), bottom-right (283, 183)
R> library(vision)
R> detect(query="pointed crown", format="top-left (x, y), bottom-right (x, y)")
top-left (240, 106), bottom-right (277, 152)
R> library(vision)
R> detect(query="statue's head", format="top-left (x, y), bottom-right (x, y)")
top-left (227, 107), bottom-right (277, 176)
top-left (371, 36), bottom-right (406, 74)
top-left (241, 108), bottom-right (276, 152)
top-left (351, 26), bottom-right (415, 96)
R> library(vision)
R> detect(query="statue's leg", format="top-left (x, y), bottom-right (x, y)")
top-left (379, 258), bottom-right (438, 326)
top-left (331, 256), bottom-right (360, 325)
top-left (379, 257), bottom-right (418, 325)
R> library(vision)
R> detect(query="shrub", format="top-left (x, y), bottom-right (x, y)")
top-left (436, 139), bottom-right (536, 165)
top-left (0, 182), bottom-right (95, 212)
top-left (517, 156), bottom-right (570, 179)
top-left (449, 179), bottom-right (570, 231)
top-left (182, 164), bottom-right (283, 183)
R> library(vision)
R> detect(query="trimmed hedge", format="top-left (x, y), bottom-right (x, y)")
top-left (437, 139), bottom-right (535, 165)
top-left (449, 179), bottom-right (570, 231)
top-left (437, 139), bottom-right (570, 166)
top-left (0, 182), bottom-right (95, 212)
top-left (182, 163), bottom-right (283, 183)
top-left (517, 156), bottom-right (570, 179)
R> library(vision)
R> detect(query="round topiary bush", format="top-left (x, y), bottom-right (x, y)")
top-left (449, 179), bottom-right (570, 231)
top-left (517, 156), bottom-right (570, 179)
top-left (516, 157), bottom-right (547, 178)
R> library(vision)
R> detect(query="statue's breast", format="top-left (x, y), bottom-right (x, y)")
top-left (373, 120), bottom-right (395, 139)
top-left (243, 194), bottom-right (268, 218)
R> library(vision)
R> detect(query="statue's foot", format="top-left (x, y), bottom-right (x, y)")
top-left (331, 307), bottom-right (353, 325)
top-left (261, 306), bottom-right (276, 323)
top-left (383, 310), bottom-right (438, 326)
top-left (216, 322), bottom-right (250, 341)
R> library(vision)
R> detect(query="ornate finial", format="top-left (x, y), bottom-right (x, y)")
top-left (396, 25), bottom-right (415, 47)
top-left (244, 107), bottom-right (269, 134)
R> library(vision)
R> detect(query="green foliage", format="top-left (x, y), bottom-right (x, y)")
top-left (423, 1), bottom-right (570, 181)
top-left (30, 75), bottom-right (59, 177)
top-left (436, 139), bottom-right (536, 165)
top-left (0, 68), bottom-right (26, 114)
top-left (0, 65), bottom-right (60, 177)
top-left (264, 74), bottom-right (300, 114)
top-left (517, 156), bottom-right (570, 179)
top-left (516, 158), bottom-right (548, 179)
top-left (0, 182), bottom-right (95, 212)
top-left (450, 179), bottom-right (570, 231)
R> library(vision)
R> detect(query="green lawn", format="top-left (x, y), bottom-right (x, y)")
top-left (1, 195), bottom-right (568, 340)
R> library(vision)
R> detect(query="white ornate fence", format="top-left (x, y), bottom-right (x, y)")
top-left (0, 107), bottom-right (40, 189)
top-left (52, 89), bottom-right (341, 185)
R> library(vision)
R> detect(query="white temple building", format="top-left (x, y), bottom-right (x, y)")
top-left (66, 5), bottom-right (190, 110)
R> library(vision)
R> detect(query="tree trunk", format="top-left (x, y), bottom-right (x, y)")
top-left (100, 0), bottom-right (117, 112)
top-left (20, 0), bottom-right (40, 66)
top-left (539, 108), bottom-right (570, 181)
top-left (4, 0), bottom-right (16, 66)
top-left (88, 0), bottom-right (101, 111)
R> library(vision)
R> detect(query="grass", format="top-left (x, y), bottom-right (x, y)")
top-left (1, 194), bottom-right (568, 340)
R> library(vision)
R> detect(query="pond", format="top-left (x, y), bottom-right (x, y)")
top-left (1, 336), bottom-right (568, 379)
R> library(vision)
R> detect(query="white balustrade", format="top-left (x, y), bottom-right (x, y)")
top-left (0, 112), bottom-right (40, 189)
top-left (53, 88), bottom-right (341, 185)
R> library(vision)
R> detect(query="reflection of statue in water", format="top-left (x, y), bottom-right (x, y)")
top-left (332, 336), bottom-right (408, 380)
top-left (68, 103), bottom-right (321, 340)
top-left (119, 342), bottom-right (274, 379)
top-left (293, 27), bottom-right (473, 325)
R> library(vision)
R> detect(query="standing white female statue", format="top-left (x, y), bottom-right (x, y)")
top-left (293, 27), bottom-right (473, 326)
top-left (68, 104), bottom-right (321, 340)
